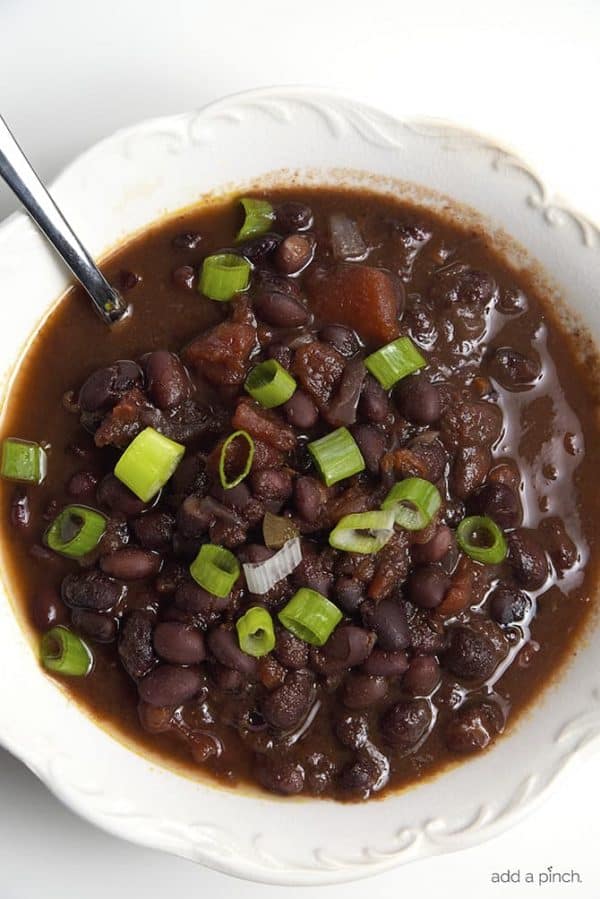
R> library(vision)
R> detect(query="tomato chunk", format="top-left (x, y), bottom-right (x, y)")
top-left (306, 264), bottom-right (404, 346)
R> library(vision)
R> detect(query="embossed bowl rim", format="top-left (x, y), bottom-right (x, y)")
top-left (0, 86), bottom-right (599, 885)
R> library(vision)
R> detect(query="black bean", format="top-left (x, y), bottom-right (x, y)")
top-left (411, 525), bottom-right (453, 564)
top-left (508, 529), bottom-right (549, 589)
top-left (334, 577), bottom-right (364, 615)
top-left (65, 471), bottom-right (98, 501)
top-left (467, 482), bottom-right (521, 530)
top-left (407, 564), bottom-right (450, 609)
top-left (294, 476), bottom-right (326, 522)
top-left (253, 290), bottom-right (309, 327)
top-left (489, 585), bottom-right (531, 625)
top-left (449, 445), bottom-right (491, 500)
top-left (207, 625), bottom-right (258, 677)
top-left (250, 468), bottom-right (293, 505)
top-left (99, 517), bottom-right (137, 556)
top-left (138, 664), bottom-right (202, 707)
top-left (176, 495), bottom-right (213, 538)
top-left (335, 713), bottom-right (369, 749)
top-left (403, 656), bottom-right (440, 695)
top-left (171, 265), bottom-right (196, 291)
top-left (274, 233), bottom-right (315, 275)
top-left (359, 374), bottom-right (390, 422)
top-left (440, 400), bottom-right (502, 449)
top-left (275, 201), bottom-right (313, 233)
top-left (283, 390), bottom-right (319, 429)
top-left (145, 351), bottom-right (190, 409)
top-left (408, 437), bottom-right (449, 483)
top-left (210, 662), bottom-right (245, 692)
top-left (258, 655), bottom-right (287, 690)
top-left (153, 621), bottom-right (206, 665)
top-left (118, 611), bottom-right (156, 679)
top-left (172, 231), bottom-right (202, 250)
top-left (210, 482), bottom-right (251, 511)
top-left (489, 347), bottom-right (541, 389)
top-left (71, 608), bottom-right (117, 643)
top-left (361, 599), bottom-right (410, 651)
top-left (321, 626), bottom-right (376, 673)
top-left (100, 548), bottom-right (162, 580)
top-left (10, 487), bottom-right (30, 529)
top-left (351, 424), bottom-right (386, 475)
top-left (380, 698), bottom-right (432, 747)
top-left (170, 452), bottom-right (210, 499)
top-left (155, 561), bottom-right (187, 595)
top-left (236, 232), bottom-right (281, 264)
top-left (443, 498), bottom-right (466, 529)
top-left (266, 343), bottom-right (293, 369)
top-left (363, 649), bottom-right (409, 677)
top-left (319, 324), bottom-right (360, 357)
top-left (442, 626), bottom-right (499, 680)
top-left (445, 701), bottom-right (503, 752)
top-left (31, 586), bottom-right (69, 631)
top-left (396, 375), bottom-right (441, 425)
top-left (261, 669), bottom-right (314, 729)
top-left (238, 544), bottom-right (274, 565)
top-left (97, 473), bottom-right (149, 516)
top-left (343, 673), bottom-right (388, 709)
top-left (62, 570), bottom-right (125, 612)
top-left (274, 627), bottom-right (310, 669)
top-left (138, 701), bottom-right (173, 733)
top-left (340, 749), bottom-right (387, 795)
top-left (132, 511), bottom-right (175, 550)
top-left (304, 752), bottom-right (336, 794)
top-left (259, 269), bottom-right (304, 296)
top-left (256, 758), bottom-right (305, 795)
top-left (406, 603), bottom-right (447, 654)
top-left (117, 269), bottom-right (141, 291)
top-left (78, 360), bottom-right (142, 413)
top-left (175, 581), bottom-right (231, 615)
top-left (539, 516), bottom-right (578, 573)
top-left (430, 265), bottom-right (496, 306)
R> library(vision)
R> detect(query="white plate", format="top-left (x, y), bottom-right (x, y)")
top-left (0, 87), bottom-right (599, 885)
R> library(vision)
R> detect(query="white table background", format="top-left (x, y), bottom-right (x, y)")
top-left (1, 1), bottom-right (599, 896)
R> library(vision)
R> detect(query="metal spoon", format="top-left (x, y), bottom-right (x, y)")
top-left (0, 115), bottom-right (128, 325)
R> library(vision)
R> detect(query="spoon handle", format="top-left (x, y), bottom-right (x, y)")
top-left (0, 115), bottom-right (127, 325)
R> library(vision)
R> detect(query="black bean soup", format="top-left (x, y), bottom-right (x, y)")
top-left (1, 188), bottom-right (599, 801)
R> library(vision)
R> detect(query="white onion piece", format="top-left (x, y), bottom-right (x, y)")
top-left (243, 536), bottom-right (302, 595)
top-left (329, 213), bottom-right (368, 261)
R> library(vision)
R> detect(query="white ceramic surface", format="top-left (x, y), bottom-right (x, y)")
top-left (0, 87), bottom-right (599, 886)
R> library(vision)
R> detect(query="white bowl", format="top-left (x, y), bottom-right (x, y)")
top-left (0, 87), bottom-right (599, 885)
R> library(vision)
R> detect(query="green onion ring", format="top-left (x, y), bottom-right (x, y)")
top-left (218, 430), bottom-right (255, 489)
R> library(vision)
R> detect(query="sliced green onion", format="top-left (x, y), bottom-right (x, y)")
top-left (245, 360), bottom-right (297, 409)
top-left (382, 477), bottom-right (441, 531)
top-left (456, 515), bottom-right (508, 564)
top-left (263, 511), bottom-right (299, 549)
top-left (243, 536), bottom-right (302, 595)
top-left (41, 626), bottom-right (93, 676)
top-left (199, 253), bottom-right (251, 301)
top-left (236, 606), bottom-right (276, 658)
top-left (278, 588), bottom-right (343, 646)
top-left (329, 510), bottom-right (396, 554)
top-left (308, 427), bottom-right (365, 487)
top-left (365, 336), bottom-right (426, 390)
top-left (219, 430), bottom-right (255, 489)
top-left (236, 197), bottom-right (275, 241)
top-left (190, 543), bottom-right (240, 597)
top-left (44, 505), bottom-right (107, 558)
top-left (1, 438), bottom-right (47, 484)
top-left (114, 427), bottom-right (185, 502)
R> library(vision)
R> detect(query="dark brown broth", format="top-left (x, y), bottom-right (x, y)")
top-left (1, 187), bottom-right (599, 798)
